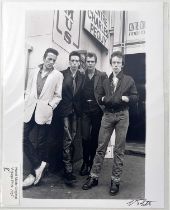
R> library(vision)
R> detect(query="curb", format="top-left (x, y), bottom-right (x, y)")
top-left (125, 149), bottom-right (145, 157)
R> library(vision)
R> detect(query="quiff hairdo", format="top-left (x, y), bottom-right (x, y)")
top-left (85, 52), bottom-right (97, 63)
top-left (43, 48), bottom-right (59, 59)
top-left (69, 51), bottom-right (81, 61)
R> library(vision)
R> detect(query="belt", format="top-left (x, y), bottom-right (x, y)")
top-left (86, 99), bottom-right (95, 103)
top-left (105, 107), bottom-right (128, 113)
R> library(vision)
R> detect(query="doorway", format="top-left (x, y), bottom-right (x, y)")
top-left (124, 53), bottom-right (146, 143)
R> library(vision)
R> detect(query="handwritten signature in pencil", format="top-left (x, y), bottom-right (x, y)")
top-left (127, 199), bottom-right (155, 207)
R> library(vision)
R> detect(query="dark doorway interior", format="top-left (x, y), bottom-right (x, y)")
top-left (124, 53), bottom-right (146, 143)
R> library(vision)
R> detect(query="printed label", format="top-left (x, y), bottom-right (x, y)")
top-left (1, 165), bottom-right (20, 206)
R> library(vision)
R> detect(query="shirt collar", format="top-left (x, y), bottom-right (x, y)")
top-left (85, 69), bottom-right (96, 77)
top-left (38, 63), bottom-right (54, 72)
top-left (68, 67), bottom-right (78, 78)
top-left (38, 64), bottom-right (53, 77)
top-left (110, 70), bottom-right (123, 80)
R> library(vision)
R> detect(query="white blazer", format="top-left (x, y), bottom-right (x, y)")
top-left (24, 66), bottom-right (63, 124)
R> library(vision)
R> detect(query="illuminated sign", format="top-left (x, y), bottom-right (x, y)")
top-left (52, 10), bottom-right (81, 52)
top-left (84, 10), bottom-right (109, 49)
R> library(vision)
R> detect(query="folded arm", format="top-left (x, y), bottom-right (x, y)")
top-left (99, 78), bottom-right (138, 108)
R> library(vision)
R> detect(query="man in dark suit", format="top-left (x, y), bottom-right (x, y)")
top-left (56, 51), bottom-right (84, 185)
top-left (80, 52), bottom-right (108, 176)
top-left (82, 51), bottom-right (138, 195)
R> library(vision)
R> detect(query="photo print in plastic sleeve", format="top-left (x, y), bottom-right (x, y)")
top-left (1, 0), bottom-right (168, 209)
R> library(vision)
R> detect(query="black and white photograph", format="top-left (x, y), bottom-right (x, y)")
top-left (1, 1), bottom-right (167, 209)
top-left (23, 9), bottom-right (145, 200)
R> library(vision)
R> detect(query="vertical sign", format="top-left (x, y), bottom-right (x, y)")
top-left (52, 10), bottom-right (81, 52)
top-left (84, 10), bottom-right (109, 49)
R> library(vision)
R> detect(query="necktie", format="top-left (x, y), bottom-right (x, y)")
top-left (72, 75), bottom-right (76, 95)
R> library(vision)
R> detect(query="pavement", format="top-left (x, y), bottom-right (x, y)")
top-left (125, 142), bottom-right (145, 156)
top-left (23, 147), bottom-right (145, 200)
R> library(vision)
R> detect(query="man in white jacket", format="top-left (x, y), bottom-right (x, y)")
top-left (23, 48), bottom-right (63, 189)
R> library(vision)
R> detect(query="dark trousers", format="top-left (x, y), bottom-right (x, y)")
top-left (81, 110), bottom-right (103, 167)
top-left (23, 113), bottom-right (49, 173)
top-left (63, 112), bottom-right (78, 174)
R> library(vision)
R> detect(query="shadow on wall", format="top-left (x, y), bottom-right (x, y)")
top-left (23, 110), bottom-right (83, 175)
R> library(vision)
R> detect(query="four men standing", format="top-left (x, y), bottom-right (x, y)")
top-left (23, 48), bottom-right (138, 195)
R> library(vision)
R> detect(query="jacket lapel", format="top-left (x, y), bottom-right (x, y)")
top-left (94, 70), bottom-right (99, 90)
top-left (39, 70), bottom-right (53, 98)
top-left (115, 71), bottom-right (123, 92)
top-left (74, 71), bottom-right (82, 95)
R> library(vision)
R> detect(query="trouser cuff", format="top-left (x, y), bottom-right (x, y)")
top-left (111, 176), bottom-right (120, 184)
top-left (90, 172), bottom-right (99, 179)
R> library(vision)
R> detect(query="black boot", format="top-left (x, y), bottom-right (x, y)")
top-left (64, 173), bottom-right (77, 185)
top-left (110, 180), bottom-right (119, 196)
top-left (82, 176), bottom-right (98, 190)
top-left (80, 162), bottom-right (90, 176)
